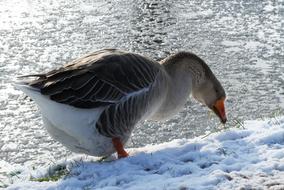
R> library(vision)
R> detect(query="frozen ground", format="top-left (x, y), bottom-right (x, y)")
top-left (2, 116), bottom-right (284, 189)
top-left (0, 0), bottom-right (283, 183)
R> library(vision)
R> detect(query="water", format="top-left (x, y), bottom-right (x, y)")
top-left (0, 0), bottom-right (283, 165)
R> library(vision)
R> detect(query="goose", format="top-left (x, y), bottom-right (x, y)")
top-left (15, 49), bottom-right (227, 158)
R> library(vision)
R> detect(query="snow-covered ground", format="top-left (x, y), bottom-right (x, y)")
top-left (2, 116), bottom-right (284, 189)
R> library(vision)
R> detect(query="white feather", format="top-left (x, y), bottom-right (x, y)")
top-left (15, 82), bottom-right (116, 157)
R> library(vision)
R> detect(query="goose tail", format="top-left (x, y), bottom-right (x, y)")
top-left (13, 76), bottom-right (42, 101)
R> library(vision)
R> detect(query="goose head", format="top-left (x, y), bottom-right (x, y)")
top-left (185, 54), bottom-right (227, 124)
top-left (191, 74), bottom-right (227, 124)
top-left (162, 51), bottom-right (227, 124)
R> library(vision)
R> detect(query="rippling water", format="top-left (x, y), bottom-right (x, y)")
top-left (0, 0), bottom-right (283, 165)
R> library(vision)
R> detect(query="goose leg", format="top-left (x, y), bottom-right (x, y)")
top-left (112, 137), bottom-right (129, 158)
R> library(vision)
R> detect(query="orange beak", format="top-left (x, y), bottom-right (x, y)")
top-left (212, 98), bottom-right (227, 124)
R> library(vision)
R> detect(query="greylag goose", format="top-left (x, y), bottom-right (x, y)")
top-left (16, 49), bottom-right (227, 158)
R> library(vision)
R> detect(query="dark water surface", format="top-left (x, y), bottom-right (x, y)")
top-left (0, 0), bottom-right (283, 165)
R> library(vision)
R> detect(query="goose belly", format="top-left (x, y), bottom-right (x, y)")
top-left (42, 116), bottom-right (115, 157)
top-left (40, 101), bottom-right (119, 156)
top-left (19, 86), bottom-right (118, 156)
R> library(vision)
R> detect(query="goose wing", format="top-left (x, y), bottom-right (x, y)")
top-left (27, 49), bottom-right (161, 109)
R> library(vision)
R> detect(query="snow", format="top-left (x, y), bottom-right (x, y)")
top-left (221, 40), bottom-right (242, 47)
top-left (1, 143), bottom-right (18, 152)
top-left (3, 116), bottom-right (284, 190)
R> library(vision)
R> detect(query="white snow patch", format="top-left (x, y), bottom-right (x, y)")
top-left (221, 40), bottom-right (243, 47)
top-left (3, 116), bottom-right (284, 190)
top-left (249, 58), bottom-right (272, 71)
top-left (180, 10), bottom-right (214, 19)
top-left (223, 47), bottom-right (242, 52)
top-left (263, 4), bottom-right (275, 13)
top-left (1, 143), bottom-right (18, 152)
top-left (221, 40), bottom-right (245, 52)
top-left (244, 41), bottom-right (263, 51)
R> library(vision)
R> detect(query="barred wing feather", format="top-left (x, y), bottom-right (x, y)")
top-left (27, 49), bottom-right (162, 137)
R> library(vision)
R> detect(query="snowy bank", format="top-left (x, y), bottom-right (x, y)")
top-left (4, 116), bottom-right (284, 190)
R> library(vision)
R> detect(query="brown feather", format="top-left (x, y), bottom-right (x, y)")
top-left (23, 49), bottom-right (161, 109)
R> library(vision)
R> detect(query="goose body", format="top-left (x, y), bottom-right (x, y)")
top-left (16, 49), bottom-right (227, 158)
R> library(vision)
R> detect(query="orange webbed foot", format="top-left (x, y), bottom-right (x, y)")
top-left (112, 137), bottom-right (129, 159)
